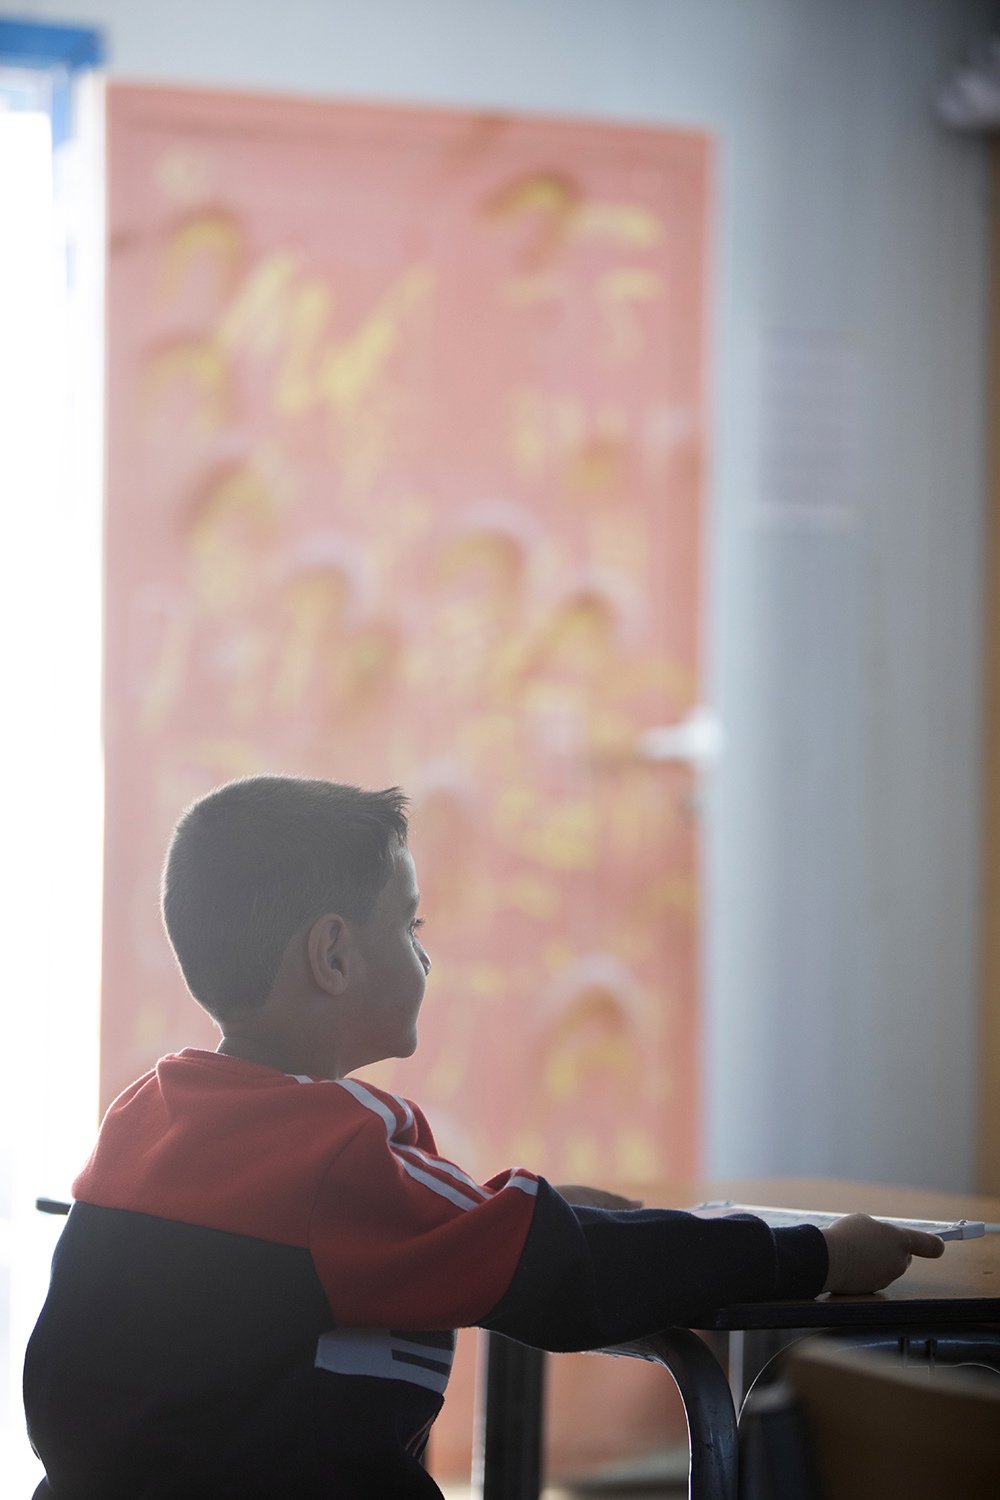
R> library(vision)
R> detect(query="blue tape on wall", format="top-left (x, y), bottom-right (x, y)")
top-left (0, 20), bottom-right (104, 69)
top-left (0, 18), bottom-right (105, 146)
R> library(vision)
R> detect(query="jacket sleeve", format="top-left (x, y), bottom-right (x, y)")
top-left (309, 1082), bottom-right (827, 1344)
top-left (307, 1084), bottom-right (540, 1329)
top-left (481, 1179), bottom-right (829, 1351)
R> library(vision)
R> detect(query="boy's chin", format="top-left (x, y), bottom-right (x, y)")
top-left (378, 1030), bottom-right (419, 1063)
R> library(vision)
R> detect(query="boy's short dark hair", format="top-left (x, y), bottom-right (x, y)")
top-left (161, 776), bottom-right (409, 1022)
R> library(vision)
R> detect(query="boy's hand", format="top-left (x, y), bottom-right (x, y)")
top-left (821, 1213), bottom-right (945, 1294)
top-left (555, 1184), bottom-right (643, 1210)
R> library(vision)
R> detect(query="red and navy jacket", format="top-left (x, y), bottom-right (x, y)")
top-left (24, 1049), bottom-right (827, 1499)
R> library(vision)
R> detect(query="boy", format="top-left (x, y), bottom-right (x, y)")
top-left (24, 776), bottom-right (944, 1499)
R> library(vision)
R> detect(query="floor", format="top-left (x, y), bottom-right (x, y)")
top-left (437, 1443), bottom-right (689, 1498)
top-left (435, 1439), bottom-right (691, 1496)
top-left (438, 1490), bottom-right (684, 1499)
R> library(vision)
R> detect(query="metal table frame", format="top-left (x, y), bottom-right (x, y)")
top-left (479, 1321), bottom-right (1000, 1500)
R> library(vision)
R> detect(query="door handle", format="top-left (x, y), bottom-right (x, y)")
top-left (636, 706), bottom-right (723, 767)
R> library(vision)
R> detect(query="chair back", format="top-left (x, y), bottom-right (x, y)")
top-left (784, 1340), bottom-right (1000, 1500)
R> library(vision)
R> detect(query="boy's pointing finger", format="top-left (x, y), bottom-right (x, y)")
top-left (903, 1228), bottom-right (946, 1259)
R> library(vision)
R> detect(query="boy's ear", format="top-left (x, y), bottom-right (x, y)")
top-left (307, 913), bottom-right (350, 997)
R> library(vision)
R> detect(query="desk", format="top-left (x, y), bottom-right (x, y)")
top-left (480, 1179), bottom-right (1000, 1500)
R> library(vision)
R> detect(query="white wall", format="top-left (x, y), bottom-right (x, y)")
top-left (5, 0), bottom-right (996, 1190)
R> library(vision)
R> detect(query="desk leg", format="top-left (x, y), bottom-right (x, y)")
top-left (481, 1332), bottom-right (545, 1500)
top-left (634, 1330), bottom-right (740, 1500)
top-left (479, 1329), bottom-right (739, 1500)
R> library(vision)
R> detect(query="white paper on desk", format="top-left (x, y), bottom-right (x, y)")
top-left (688, 1202), bottom-right (984, 1241)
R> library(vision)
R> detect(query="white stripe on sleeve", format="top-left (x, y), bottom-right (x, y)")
top-left (397, 1146), bottom-right (489, 1202)
top-left (337, 1078), bottom-right (482, 1211)
top-left (394, 1155), bottom-right (481, 1211)
top-left (387, 1090), bottom-right (415, 1135)
top-left (336, 1078), bottom-right (399, 1135)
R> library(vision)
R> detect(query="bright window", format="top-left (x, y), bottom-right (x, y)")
top-left (0, 22), bottom-right (104, 1492)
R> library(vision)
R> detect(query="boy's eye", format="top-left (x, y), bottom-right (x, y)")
top-left (410, 918), bottom-right (425, 934)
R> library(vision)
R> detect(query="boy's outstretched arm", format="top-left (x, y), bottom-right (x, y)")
top-left (481, 1181), bottom-right (828, 1350)
top-left (552, 1195), bottom-right (946, 1296)
top-left (556, 1195), bottom-right (947, 1293)
top-left (481, 1186), bottom-right (949, 1352)
top-left (821, 1212), bottom-right (945, 1293)
top-left (285, 1078), bottom-right (943, 1348)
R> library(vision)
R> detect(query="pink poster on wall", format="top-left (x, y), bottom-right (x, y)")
top-left (104, 85), bottom-right (711, 1207)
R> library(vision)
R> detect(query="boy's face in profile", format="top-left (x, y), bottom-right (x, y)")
top-left (351, 848), bottom-right (431, 1064)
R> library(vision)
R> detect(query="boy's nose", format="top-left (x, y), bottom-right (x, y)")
top-left (418, 944), bottom-right (431, 975)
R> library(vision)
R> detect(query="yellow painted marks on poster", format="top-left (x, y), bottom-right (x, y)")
top-left (159, 211), bottom-right (245, 305)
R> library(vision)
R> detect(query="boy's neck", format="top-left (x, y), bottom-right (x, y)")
top-left (216, 1034), bottom-right (339, 1080)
